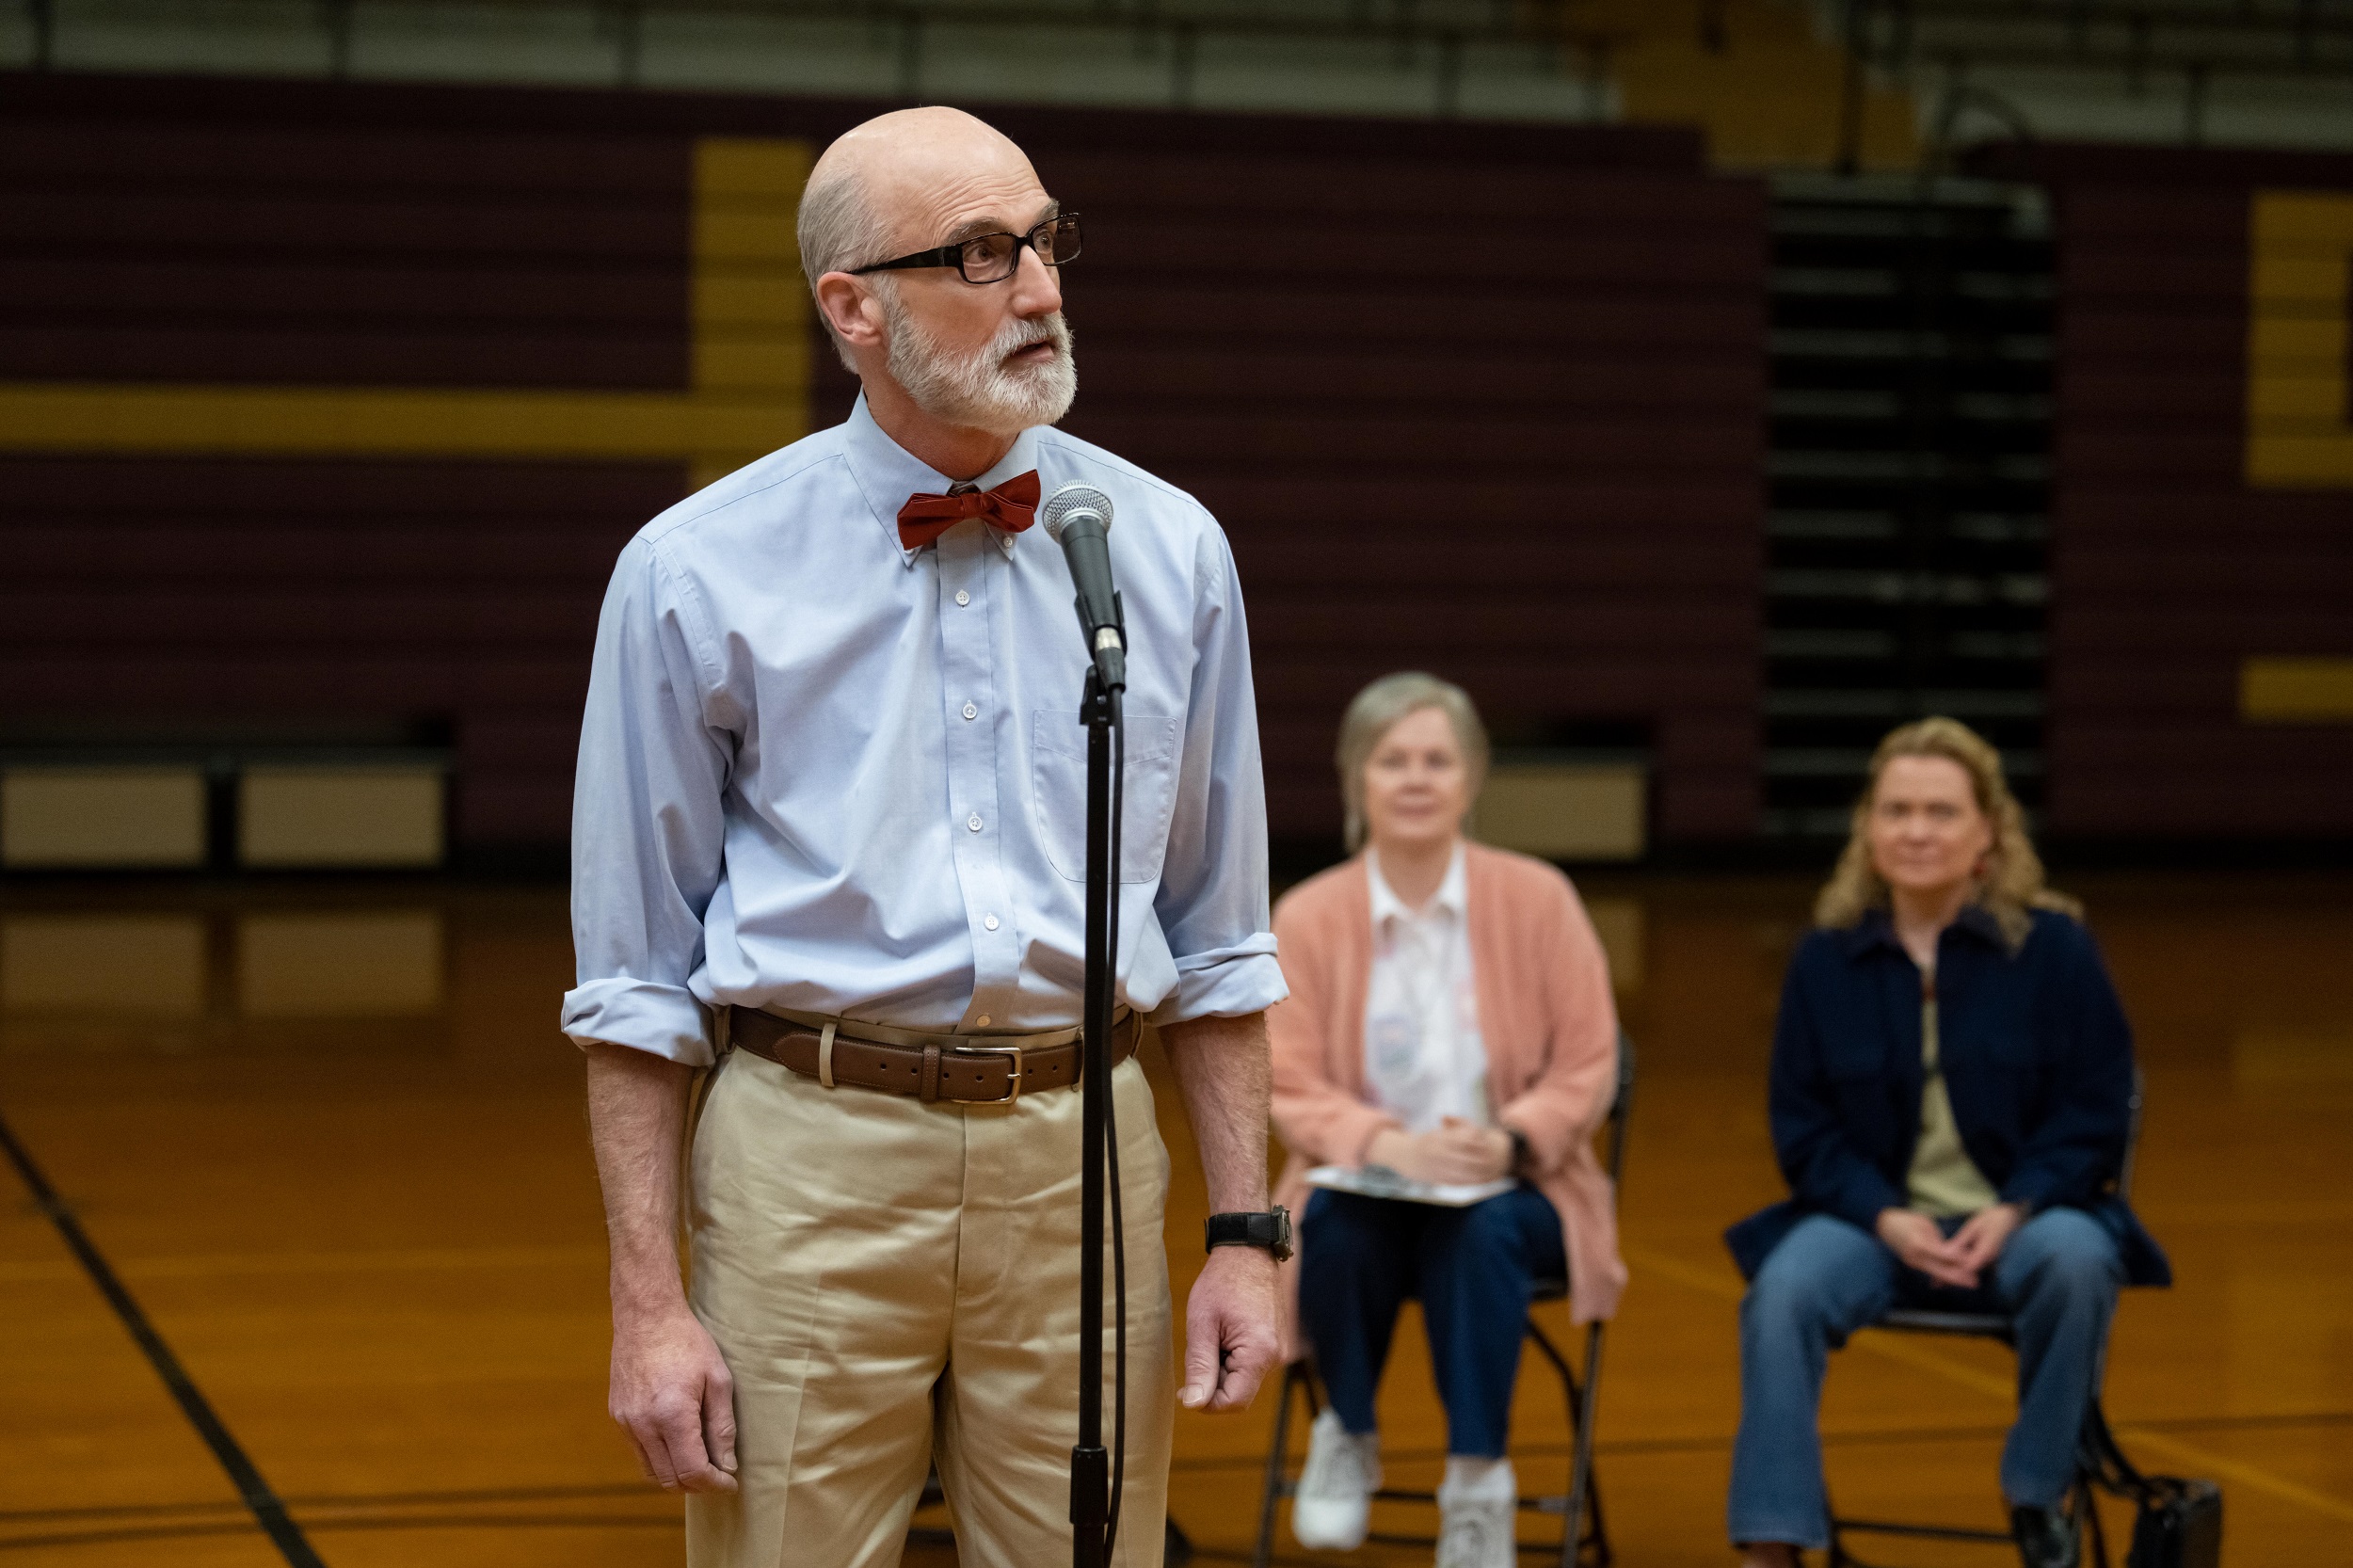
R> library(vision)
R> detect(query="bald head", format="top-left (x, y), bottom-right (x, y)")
top-left (798, 107), bottom-right (1043, 286)
top-left (800, 106), bottom-right (1075, 466)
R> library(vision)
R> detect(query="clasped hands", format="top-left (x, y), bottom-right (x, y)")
top-left (1365, 1116), bottom-right (1516, 1187)
top-left (1874, 1201), bottom-right (2026, 1290)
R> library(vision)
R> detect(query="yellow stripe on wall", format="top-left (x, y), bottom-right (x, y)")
top-left (2242, 657), bottom-right (2353, 722)
top-left (694, 137), bottom-right (811, 394)
top-left (0, 136), bottom-right (812, 488)
top-left (2246, 191), bottom-right (2353, 488)
top-left (0, 384), bottom-right (794, 462)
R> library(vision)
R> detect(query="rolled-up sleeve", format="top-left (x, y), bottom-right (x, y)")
top-left (560, 536), bottom-right (734, 1065)
top-left (1151, 525), bottom-right (1288, 1023)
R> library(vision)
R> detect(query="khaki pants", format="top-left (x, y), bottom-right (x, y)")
top-left (685, 1045), bottom-right (1175, 1568)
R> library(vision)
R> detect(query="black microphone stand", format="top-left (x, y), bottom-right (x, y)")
top-left (1070, 641), bottom-right (1126, 1568)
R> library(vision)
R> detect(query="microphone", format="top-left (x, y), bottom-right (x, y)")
top-left (1040, 483), bottom-right (1126, 692)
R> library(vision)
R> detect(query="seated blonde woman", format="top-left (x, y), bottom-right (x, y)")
top-left (1269, 673), bottom-right (1625, 1568)
top-left (1724, 718), bottom-right (2169, 1568)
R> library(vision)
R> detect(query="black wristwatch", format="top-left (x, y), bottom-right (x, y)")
top-left (1205, 1207), bottom-right (1293, 1263)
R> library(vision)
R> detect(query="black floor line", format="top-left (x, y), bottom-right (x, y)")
top-left (0, 1514), bottom-right (680, 1555)
top-left (0, 1482), bottom-right (664, 1525)
top-left (0, 1110), bottom-right (327, 1568)
top-left (0, 1520), bottom-right (264, 1555)
top-left (1176, 1405), bottom-right (2353, 1480)
top-left (2125, 1407), bottom-right (2353, 1432)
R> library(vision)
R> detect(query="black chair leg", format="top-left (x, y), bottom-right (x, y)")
top-left (2075, 1467), bottom-right (2111, 1568)
top-left (1251, 1362), bottom-right (1307, 1568)
top-left (1528, 1316), bottom-right (1611, 1568)
top-left (1578, 1464), bottom-right (1614, 1568)
top-left (1564, 1320), bottom-right (1610, 1568)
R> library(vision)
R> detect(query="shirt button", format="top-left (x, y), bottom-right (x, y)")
top-left (984, 914), bottom-right (1000, 931)
top-left (967, 813), bottom-right (984, 832)
top-left (963, 702), bottom-right (978, 721)
top-left (955, 588), bottom-right (971, 606)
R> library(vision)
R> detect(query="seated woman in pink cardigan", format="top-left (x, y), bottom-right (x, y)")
top-left (1270, 672), bottom-right (1625, 1568)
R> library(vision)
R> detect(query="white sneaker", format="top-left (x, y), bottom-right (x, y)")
top-left (1434, 1460), bottom-right (1517, 1568)
top-left (1290, 1408), bottom-right (1381, 1551)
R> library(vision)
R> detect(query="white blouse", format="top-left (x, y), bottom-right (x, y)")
top-left (1363, 843), bottom-right (1491, 1134)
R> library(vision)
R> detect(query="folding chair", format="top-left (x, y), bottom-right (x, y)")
top-left (1827, 1068), bottom-right (2148, 1568)
top-left (1250, 1033), bottom-right (1636, 1568)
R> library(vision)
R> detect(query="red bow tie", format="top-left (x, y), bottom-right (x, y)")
top-left (897, 471), bottom-right (1040, 552)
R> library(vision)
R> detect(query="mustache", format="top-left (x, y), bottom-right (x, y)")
top-left (995, 312), bottom-right (1069, 362)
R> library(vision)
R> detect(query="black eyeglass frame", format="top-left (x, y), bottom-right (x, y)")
top-left (848, 213), bottom-right (1081, 284)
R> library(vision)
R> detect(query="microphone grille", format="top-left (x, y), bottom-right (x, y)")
top-left (1040, 483), bottom-right (1113, 542)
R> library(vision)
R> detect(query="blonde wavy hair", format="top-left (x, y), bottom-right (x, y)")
top-left (1815, 716), bottom-right (2080, 948)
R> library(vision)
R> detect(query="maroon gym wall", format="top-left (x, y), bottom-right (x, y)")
top-left (0, 73), bottom-right (1767, 860)
top-left (1972, 142), bottom-right (2353, 841)
top-left (813, 118), bottom-right (1770, 849)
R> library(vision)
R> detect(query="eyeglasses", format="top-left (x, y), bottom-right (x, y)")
top-left (849, 213), bottom-right (1082, 285)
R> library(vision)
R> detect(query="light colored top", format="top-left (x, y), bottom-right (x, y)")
top-left (561, 395), bottom-right (1288, 1065)
top-left (1907, 974), bottom-right (2001, 1217)
top-left (1363, 843), bottom-right (1490, 1132)
top-left (1271, 843), bottom-right (1625, 1327)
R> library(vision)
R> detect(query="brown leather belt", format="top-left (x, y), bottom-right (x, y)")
top-left (728, 1004), bottom-right (1138, 1105)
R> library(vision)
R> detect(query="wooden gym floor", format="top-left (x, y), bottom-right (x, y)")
top-left (2, 871), bottom-right (2347, 1566)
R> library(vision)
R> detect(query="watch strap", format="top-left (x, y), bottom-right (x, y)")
top-left (1205, 1207), bottom-right (1292, 1262)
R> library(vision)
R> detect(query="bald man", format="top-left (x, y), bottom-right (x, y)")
top-left (564, 107), bottom-right (1289, 1567)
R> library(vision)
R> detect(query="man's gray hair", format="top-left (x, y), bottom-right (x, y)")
top-left (797, 165), bottom-right (896, 370)
top-left (1334, 671), bottom-right (1490, 853)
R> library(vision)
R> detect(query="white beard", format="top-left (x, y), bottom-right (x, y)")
top-left (881, 293), bottom-right (1078, 435)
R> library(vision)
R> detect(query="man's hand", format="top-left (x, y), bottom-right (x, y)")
top-left (1949, 1202), bottom-right (2026, 1277)
top-left (1179, 1245), bottom-right (1282, 1412)
top-left (584, 1040), bottom-right (738, 1493)
top-left (1875, 1207), bottom-right (1980, 1289)
top-left (1366, 1118), bottom-right (1513, 1186)
top-left (1159, 1010), bottom-right (1280, 1415)
top-left (611, 1304), bottom-right (739, 1493)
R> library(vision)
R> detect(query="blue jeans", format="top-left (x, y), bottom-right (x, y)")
top-left (1726, 1209), bottom-right (2126, 1549)
top-left (1297, 1184), bottom-right (1566, 1458)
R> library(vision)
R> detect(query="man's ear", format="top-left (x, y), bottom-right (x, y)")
top-left (813, 273), bottom-right (885, 353)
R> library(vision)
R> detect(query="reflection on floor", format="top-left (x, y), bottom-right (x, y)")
top-left (2, 872), bottom-right (2347, 1566)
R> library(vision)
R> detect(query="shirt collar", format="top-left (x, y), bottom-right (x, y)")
top-left (1839, 901), bottom-right (2009, 958)
top-left (840, 392), bottom-right (1046, 569)
top-left (1952, 902), bottom-right (2009, 948)
top-left (1366, 840), bottom-right (1468, 931)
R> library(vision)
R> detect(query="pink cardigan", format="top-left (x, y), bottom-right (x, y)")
top-left (1269, 842), bottom-right (1627, 1333)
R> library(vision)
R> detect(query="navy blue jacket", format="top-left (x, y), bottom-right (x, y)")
top-left (1725, 904), bottom-right (2170, 1288)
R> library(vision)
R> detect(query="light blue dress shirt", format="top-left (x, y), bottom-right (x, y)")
top-left (561, 396), bottom-right (1287, 1065)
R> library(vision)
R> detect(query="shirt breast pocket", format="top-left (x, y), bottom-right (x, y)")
top-left (1032, 709), bottom-right (1181, 884)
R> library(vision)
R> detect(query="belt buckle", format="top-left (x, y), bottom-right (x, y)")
top-left (953, 1043), bottom-right (1026, 1104)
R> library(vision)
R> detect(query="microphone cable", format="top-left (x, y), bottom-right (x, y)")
top-left (1100, 689), bottom-right (1128, 1560)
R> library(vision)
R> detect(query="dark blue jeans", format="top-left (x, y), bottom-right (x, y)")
top-left (1297, 1184), bottom-right (1567, 1458)
top-left (1727, 1209), bottom-right (2126, 1549)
